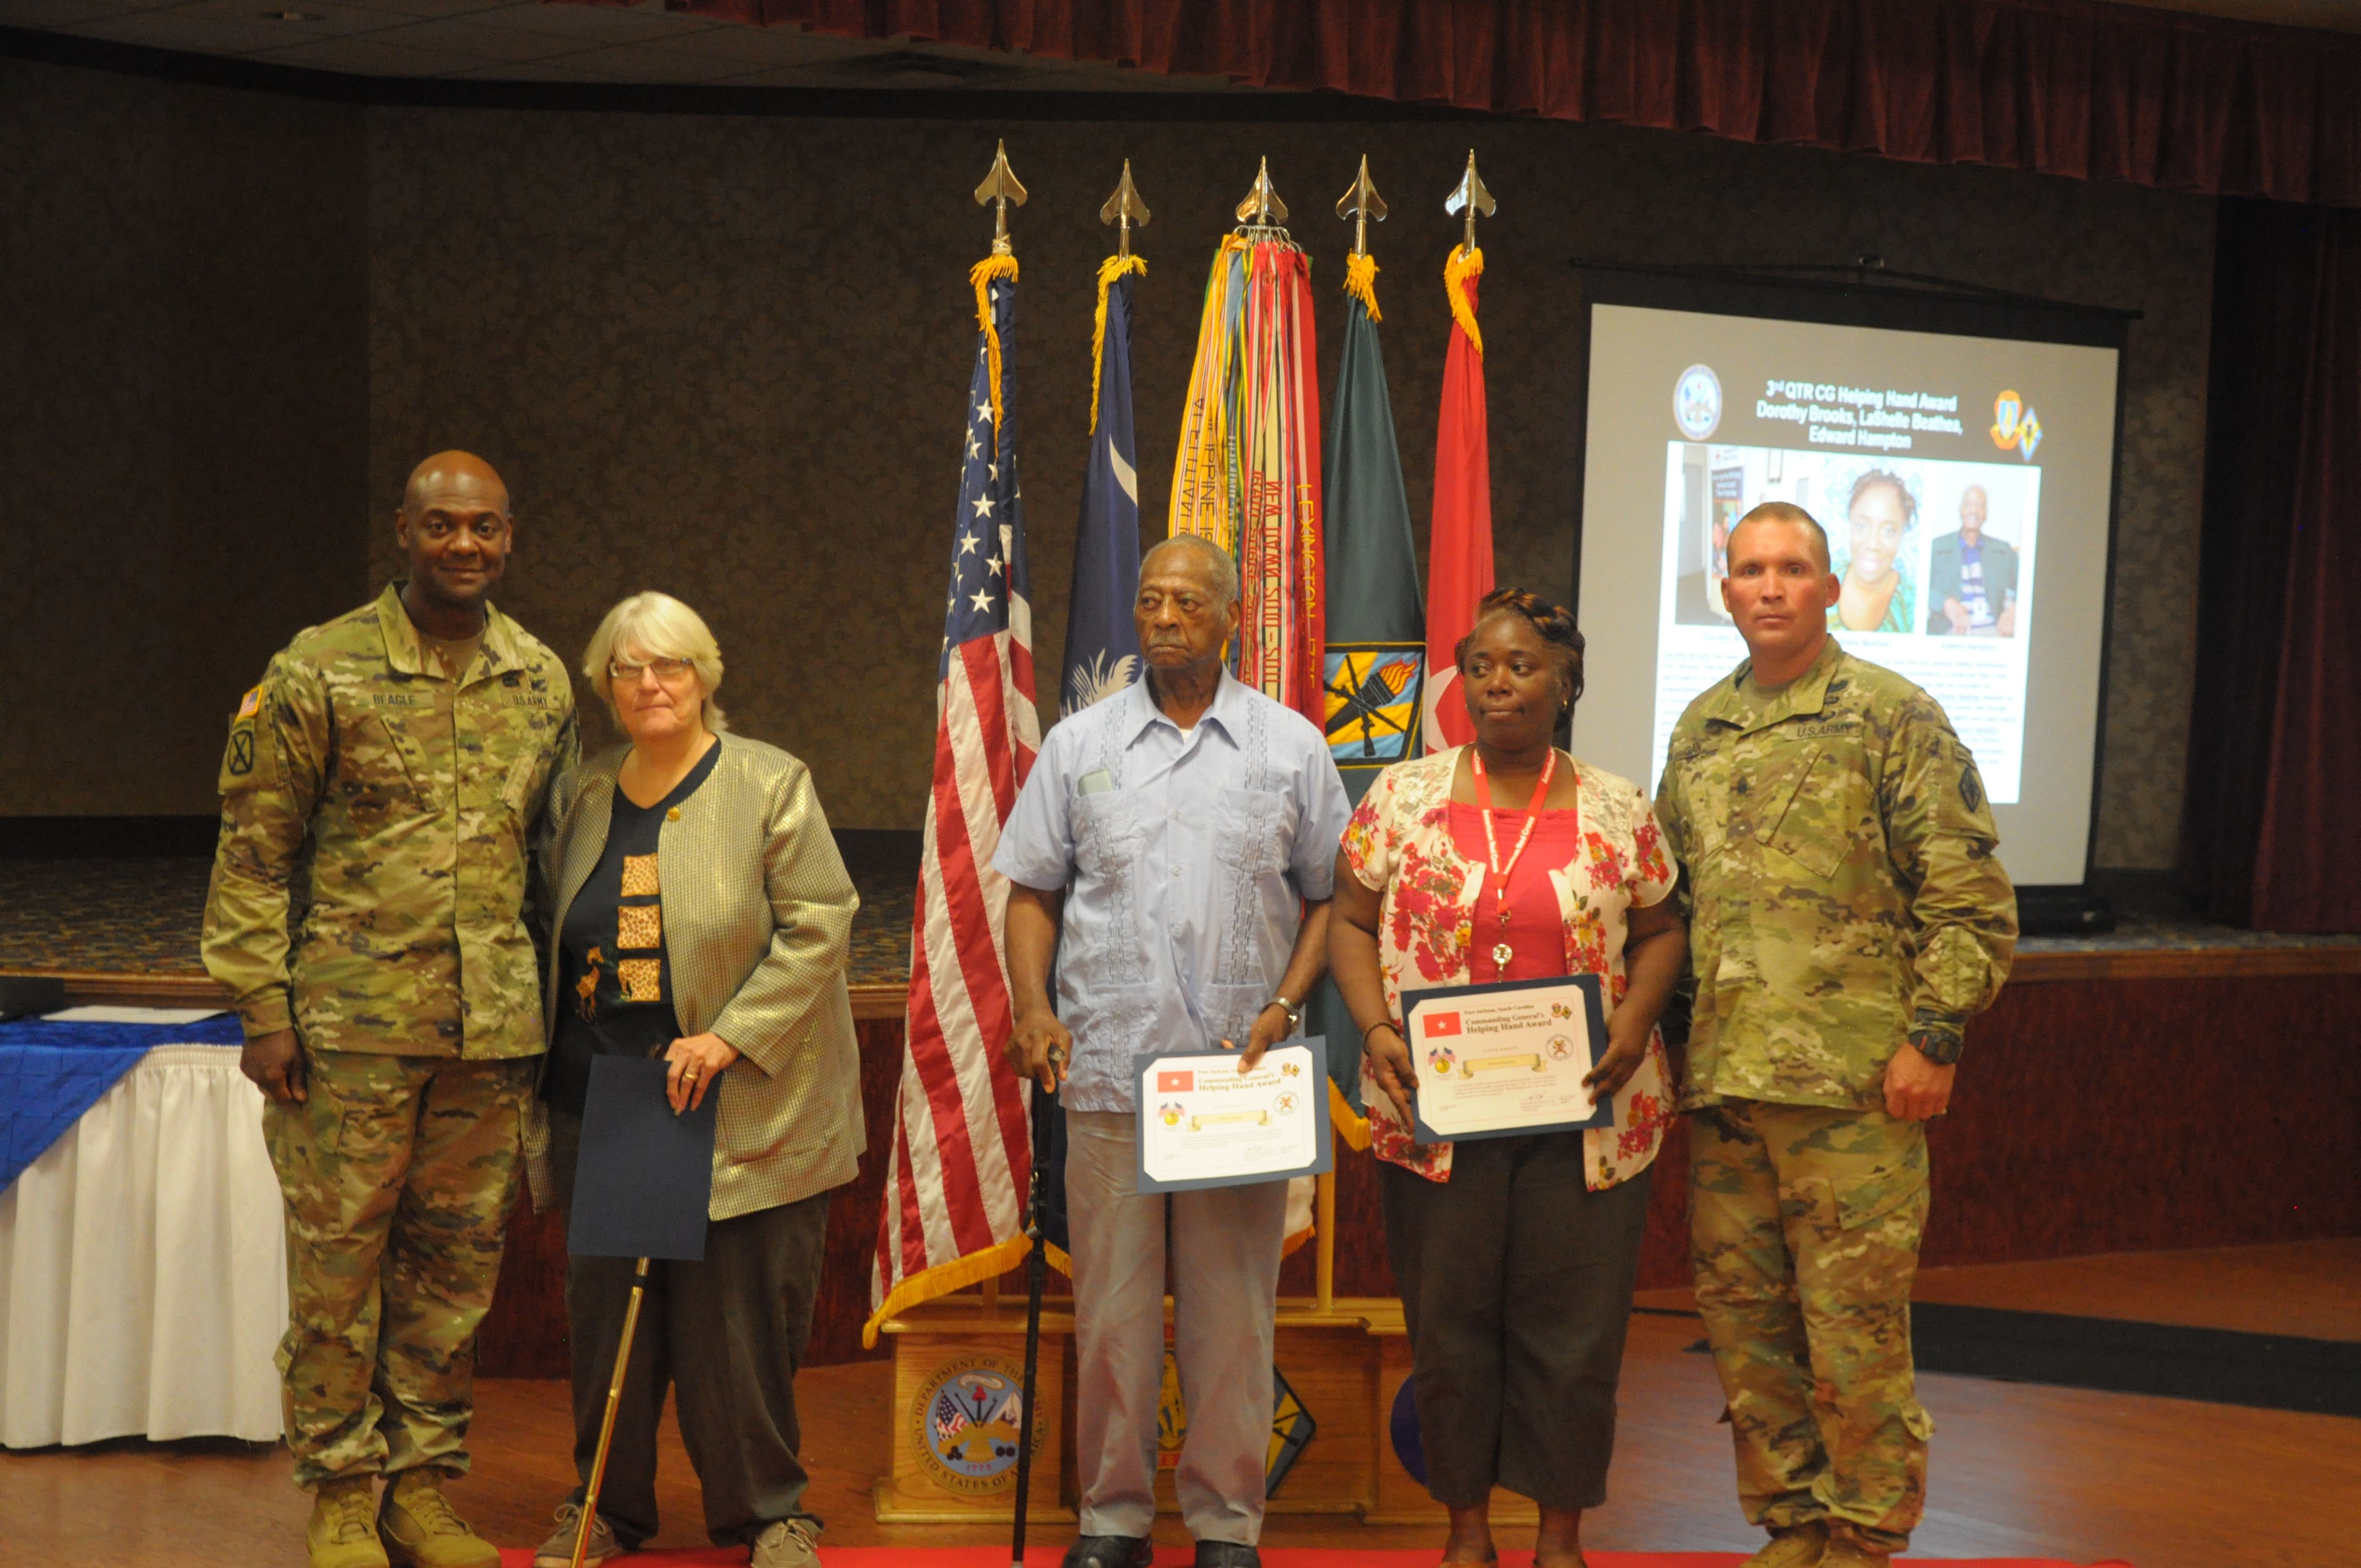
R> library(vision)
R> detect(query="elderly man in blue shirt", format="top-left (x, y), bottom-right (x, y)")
top-left (995, 534), bottom-right (1351, 1568)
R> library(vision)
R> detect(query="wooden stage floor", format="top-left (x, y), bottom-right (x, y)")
top-left (6, 1241), bottom-right (2355, 1568)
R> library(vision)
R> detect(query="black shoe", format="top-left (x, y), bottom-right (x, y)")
top-left (1062, 1536), bottom-right (1154, 1568)
top-left (1193, 1544), bottom-right (1261, 1568)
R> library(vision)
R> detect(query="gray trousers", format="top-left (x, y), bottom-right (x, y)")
top-left (550, 1109), bottom-right (831, 1547)
top-left (1381, 1133), bottom-right (1653, 1511)
top-left (1065, 1109), bottom-right (1288, 1544)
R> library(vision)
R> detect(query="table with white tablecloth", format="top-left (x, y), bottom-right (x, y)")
top-left (0, 1035), bottom-right (286, 1447)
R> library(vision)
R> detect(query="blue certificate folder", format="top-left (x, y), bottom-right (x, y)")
top-left (567, 1055), bottom-right (716, 1261)
top-left (1402, 974), bottom-right (1614, 1145)
top-left (1132, 1041), bottom-right (1334, 1194)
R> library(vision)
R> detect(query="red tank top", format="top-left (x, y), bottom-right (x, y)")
top-left (1446, 803), bottom-right (1585, 984)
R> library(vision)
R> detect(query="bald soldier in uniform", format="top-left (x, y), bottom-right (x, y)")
top-left (1655, 503), bottom-right (2015, 1568)
top-left (204, 453), bottom-right (579, 1568)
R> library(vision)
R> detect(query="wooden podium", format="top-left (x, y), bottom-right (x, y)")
top-left (873, 1170), bottom-right (1537, 1528)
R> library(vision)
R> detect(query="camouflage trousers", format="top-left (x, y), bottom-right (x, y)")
top-left (1688, 1100), bottom-right (1932, 1553)
top-left (263, 1049), bottom-right (534, 1488)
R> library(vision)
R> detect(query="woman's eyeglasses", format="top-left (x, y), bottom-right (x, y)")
top-left (608, 656), bottom-right (696, 683)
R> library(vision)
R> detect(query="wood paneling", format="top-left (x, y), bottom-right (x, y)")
top-left (370, 971), bottom-right (2361, 1376)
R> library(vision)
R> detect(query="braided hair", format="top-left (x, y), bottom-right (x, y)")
top-left (1455, 586), bottom-right (1586, 717)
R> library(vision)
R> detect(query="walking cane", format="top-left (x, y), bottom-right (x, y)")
top-left (572, 1256), bottom-right (652, 1568)
top-left (1008, 1074), bottom-right (1056, 1568)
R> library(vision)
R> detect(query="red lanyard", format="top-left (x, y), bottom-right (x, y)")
top-left (1470, 747), bottom-right (1571, 975)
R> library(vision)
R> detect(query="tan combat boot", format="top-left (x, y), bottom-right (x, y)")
top-left (1816, 1525), bottom-right (1895, 1567)
top-left (748, 1517), bottom-right (823, 1568)
top-left (1742, 1520), bottom-right (1830, 1568)
top-left (307, 1476), bottom-right (390, 1568)
top-left (378, 1468), bottom-right (501, 1568)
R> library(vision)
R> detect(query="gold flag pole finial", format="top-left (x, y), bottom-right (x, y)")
top-left (1100, 159), bottom-right (1151, 260)
top-left (1234, 156), bottom-right (1290, 230)
top-left (1444, 148), bottom-right (1495, 256)
top-left (1336, 154), bottom-right (1388, 258)
top-left (975, 138), bottom-right (1028, 256)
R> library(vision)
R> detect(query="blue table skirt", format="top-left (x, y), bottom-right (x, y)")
top-left (0, 1015), bottom-right (247, 1191)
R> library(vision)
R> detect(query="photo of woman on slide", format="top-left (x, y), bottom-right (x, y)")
top-left (1829, 469), bottom-right (1921, 634)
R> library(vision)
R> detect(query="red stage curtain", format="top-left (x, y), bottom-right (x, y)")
top-left (2180, 199), bottom-right (2361, 932)
top-left (547, 0), bottom-right (2361, 206)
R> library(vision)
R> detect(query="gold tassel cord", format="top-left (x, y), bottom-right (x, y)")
top-left (1090, 253), bottom-right (1148, 434)
top-left (1327, 1075), bottom-right (1371, 1152)
top-left (859, 1232), bottom-right (1075, 1349)
top-left (970, 254), bottom-right (1021, 454)
top-left (1343, 251), bottom-right (1382, 322)
top-left (1444, 243), bottom-right (1484, 356)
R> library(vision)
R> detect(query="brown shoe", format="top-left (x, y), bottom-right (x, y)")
top-left (532, 1501), bottom-right (631, 1567)
top-left (1742, 1521), bottom-right (1830, 1568)
top-left (307, 1476), bottom-right (390, 1568)
top-left (378, 1469), bottom-right (500, 1568)
top-left (749, 1517), bottom-right (823, 1568)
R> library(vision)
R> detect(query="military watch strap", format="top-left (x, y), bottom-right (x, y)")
top-left (1908, 1021), bottom-right (1965, 1065)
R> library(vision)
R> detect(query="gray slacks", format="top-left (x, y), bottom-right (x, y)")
top-left (1381, 1133), bottom-right (1652, 1511)
top-left (1064, 1109), bottom-right (1288, 1544)
top-left (550, 1108), bottom-right (831, 1547)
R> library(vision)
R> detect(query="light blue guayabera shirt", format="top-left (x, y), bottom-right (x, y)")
top-left (994, 670), bottom-right (1351, 1114)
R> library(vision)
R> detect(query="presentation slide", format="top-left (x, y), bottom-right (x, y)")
top-left (1575, 296), bottom-right (2120, 886)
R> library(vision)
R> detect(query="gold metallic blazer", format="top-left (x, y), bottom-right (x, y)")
top-left (528, 731), bottom-right (863, 1222)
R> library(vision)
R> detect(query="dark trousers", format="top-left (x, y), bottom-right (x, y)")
top-left (1380, 1134), bottom-right (1653, 1511)
top-left (550, 1110), bottom-right (831, 1547)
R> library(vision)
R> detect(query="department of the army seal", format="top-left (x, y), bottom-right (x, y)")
top-left (912, 1355), bottom-right (1034, 1494)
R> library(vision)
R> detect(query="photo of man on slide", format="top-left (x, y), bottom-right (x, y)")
top-left (1927, 483), bottom-right (2020, 636)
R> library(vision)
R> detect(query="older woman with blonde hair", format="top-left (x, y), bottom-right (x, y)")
top-left (527, 591), bottom-right (861, 1568)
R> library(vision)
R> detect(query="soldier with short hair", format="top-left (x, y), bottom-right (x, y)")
top-left (1655, 502), bottom-right (2016, 1568)
top-left (204, 451), bottom-right (579, 1568)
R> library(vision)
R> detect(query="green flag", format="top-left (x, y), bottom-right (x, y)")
top-left (1314, 257), bottom-right (1423, 1122)
top-left (1321, 259), bottom-right (1425, 801)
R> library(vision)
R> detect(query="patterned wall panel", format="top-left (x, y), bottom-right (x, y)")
top-left (1, 56), bottom-right (2206, 867)
top-left (0, 59), bottom-right (368, 818)
top-left (368, 110), bottom-right (2210, 864)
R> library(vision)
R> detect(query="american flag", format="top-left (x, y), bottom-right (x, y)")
top-left (866, 262), bottom-right (1042, 1342)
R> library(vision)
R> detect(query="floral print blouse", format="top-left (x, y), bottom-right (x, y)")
top-left (1340, 748), bottom-right (1679, 1189)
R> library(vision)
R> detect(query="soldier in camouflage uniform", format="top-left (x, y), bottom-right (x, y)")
top-left (1654, 503), bottom-right (2015, 1568)
top-left (204, 451), bottom-right (580, 1568)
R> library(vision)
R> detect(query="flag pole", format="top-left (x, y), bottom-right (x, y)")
top-left (1010, 1081), bottom-right (1052, 1568)
top-left (1100, 157), bottom-right (1149, 260)
top-left (1445, 148), bottom-right (1495, 259)
top-left (570, 1256), bottom-right (651, 1568)
top-left (1337, 153), bottom-right (1388, 259)
top-left (973, 139), bottom-right (1043, 1568)
top-left (1313, 156), bottom-right (1390, 1317)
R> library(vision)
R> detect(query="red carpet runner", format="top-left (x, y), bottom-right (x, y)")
top-left (496, 1549), bottom-right (2136, 1566)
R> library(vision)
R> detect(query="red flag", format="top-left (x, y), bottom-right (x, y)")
top-left (1423, 247), bottom-right (1494, 753)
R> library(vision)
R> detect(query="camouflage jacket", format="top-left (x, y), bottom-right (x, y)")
top-left (202, 584), bottom-right (580, 1057)
top-left (1654, 639), bottom-right (2015, 1110)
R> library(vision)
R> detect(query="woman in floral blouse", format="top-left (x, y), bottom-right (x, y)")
top-left (1330, 588), bottom-right (1687, 1568)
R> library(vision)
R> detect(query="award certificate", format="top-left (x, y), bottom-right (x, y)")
top-left (1134, 1042), bottom-right (1333, 1194)
top-left (1403, 975), bottom-right (1613, 1143)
